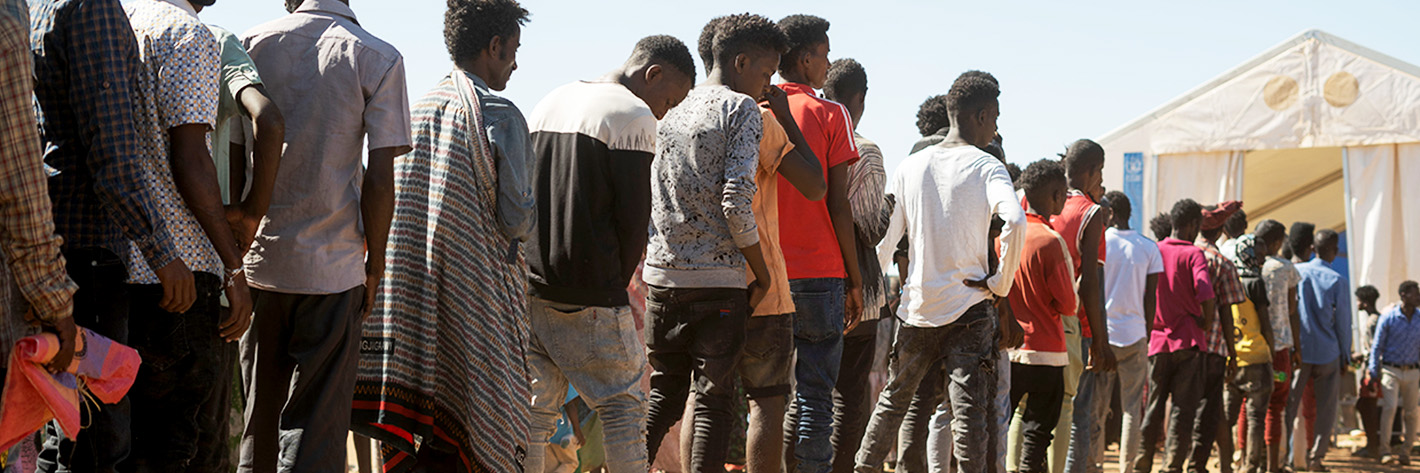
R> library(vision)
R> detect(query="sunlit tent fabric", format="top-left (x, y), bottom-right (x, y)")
top-left (1098, 29), bottom-right (1420, 344)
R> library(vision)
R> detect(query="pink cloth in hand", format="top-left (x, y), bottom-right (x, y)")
top-left (0, 327), bottom-right (141, 451)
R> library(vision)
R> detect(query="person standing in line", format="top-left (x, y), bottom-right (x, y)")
top-left (1353, 284), bottom-right (1386, 459)
top-left (910, 95), bottom-right (951, 154)
top-left (1132, 199), bottom-right (1216, 473)
top-left (238, 0), bottom-right (414, 470)
top-left (352, 1), bottom-right (531, 471)
top-left (639, 13), bottom-right (779, 472)
top-left (822, 57), bottom-right (895, 473)
top-left (773, 15), bottom-right (865, 473)
top-left (1284, 229), bottom-right (1352, 472)
top-left (855, 70), bottom-right (1026, 473)
top-left (1365, 281), bottom-right (1420, 466)
top-left (1184, 202), bottom-right (1246, 473)
top-left (677, 17), bottom-right (827, 473)
top-left (1003, 159), bottom-right (1076, 473)
top-left (1217, 235), bottom-right (1275, 473)
top-left (521, 35), bottom-right (696, 473)
top-left (1094, 191), bottom-right (1162, 473)
top-left (0, 1), bottom-right (79, 460)
top-left (1254, 219), bottom-right (1302, 472)
top-left (1217, 209), bottom-right (1248, 259)
top-left (1055, 140), bottom-right (1117, 473)
top-left (30, 0), bottom-right (195, 469)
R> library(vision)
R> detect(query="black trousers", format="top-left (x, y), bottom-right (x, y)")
top-left (1187, 353), bottom-right (1227, 473)
top-left (1009, 363), bottom-right (1065, 473)
top-left (643, 285), bottom-right (749, 473)
top-left (832, 319), bottom-right (878, 473)
top-left (37, 248), bottom-right (131, 473)
top-left (1134, 349), bottom-right (1204, 473)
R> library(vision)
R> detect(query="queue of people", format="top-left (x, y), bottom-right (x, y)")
top-left (0, 1), bottom-right (1415, 473)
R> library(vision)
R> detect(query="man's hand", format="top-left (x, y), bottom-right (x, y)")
top-left (1291, 350), bottom-right (1302, 370)
top-left (220, 276), bottom-right (254, 342)
top-left (361, 268), bottom-right (382, 321)
top-left (963, 277), bottom-right (991, 291)
top-left (1227, 354), bottom-right (1239, 379)
top-left (748, 280), bottom-right (770, 309)
top-left (225, 206), bottom-right (260, 253)
top-left (1088, 339), bottom-right (1118, 372)
top-left (43, 315), bottom-right (77, 374)
top-left (762, 84), bottom-right (792, 119)
top-left (999, 307), bottom-right (1024, 350)
top-left (155, 259), bottom-right (196, 313)
top-left (844, 283), bottom-right (863, 334)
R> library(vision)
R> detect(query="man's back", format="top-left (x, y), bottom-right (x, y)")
top-left (240, 0), bottom-right (410, 294)
top-left (1104, 228), bottom-right (1163, 346)
top-left (1152, 238), bottom-right (1213, 355)
top-left (776, 82), bottom-right (857, 280)
top-left (1296, 259), bottom-right (1351, 364)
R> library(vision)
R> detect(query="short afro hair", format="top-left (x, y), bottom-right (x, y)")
top-left (915, 95), bottom-right (951, 137)
top-left (1169, 198), bottom-right (1202, 231)
top-left (696, 16), bottom-right (728, 74)
top-left (1223, 209), bottom-right (1249, 237)
top-left (712, 13), bottom-right (788, 67)
top-left (1019, 159), bottom-right (1066, 195)
top-left (1104, 190), bottom-right (1130, 223)
top-left (1356, 285), bottom-right (1380, 304)
top-left (777, 14), bottom-right (829, 75)
top-left (1149, 213), bottom-right (1173, 241)
top-left (629, 35), bottom-right (696, 80)
top-left (1401, 280), bottom-right (1420, 297)
top-left (946, 70), bottom-right (1000, 115)
top-left (1254, 219), bottom-right (1287, 247)
top-left (1315, 229), bottom-right (1340, 253)
top-left (1061, 139), bottom-right (1105, 178)
top-left (823, 58), bottom-right (866, 103)
top-left (445, 0), bottom-right (530, 66)
top-left (1283, 222), bottom-right (1316, 259)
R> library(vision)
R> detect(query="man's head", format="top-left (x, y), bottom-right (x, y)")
top-left (1169, 198), bottom-right (1203, 242)
top-left (1223, 209), bottom-right (1249, 240)
top-left (710, 13), bottom-right (788, 98)
top-left (1199, 200), bottom-right (1242, 244)
top-left (1149, 213), bottom-right (1172, 241)
top-left (945, 70), bottom-right (1000, 148)
top-left (982, 133), bottom-right (1006, 163)
top-left (621, 35), bottom-right (695, 119)
top-left (1021, 159), bottom-right (1068, 217)
top-left (189, 0), bottom-right (214, 12)
top-left (1060, 139), bottom-right (1105, 197)
top-left (284, 0), bottom-right (304, 13)
top-left (823, 58), bottom-right (867, 129)
top-left (1400, 281), bottom-right (1420, 310)
top-left (1356, 285), bottom-right (1380, 313)
top-left (446, 0), bottom-right (530, 91)
top-left (1254, 219), bottom-right (1287, 257)
top-left (915, 95), bottom-right (951, 137)
top-left (1314, 229), bottom-right (1340, 262)
top-left (1284, 222), bottom-right (1316, 261)
top-left (1104, 190), bottom-right (1130, 229)
top-left (696, 16), bottom-right (728, 74)
top-left (777, 14), bottom-right (830, 88)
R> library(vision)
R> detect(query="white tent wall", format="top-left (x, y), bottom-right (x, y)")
top-left (1345, 144), bottom-right (1420, 311)
top-left (1153, 151), bottom-right (1243, 214)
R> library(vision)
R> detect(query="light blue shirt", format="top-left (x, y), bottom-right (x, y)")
top-left (1296, 258), bottom-right (1352, 365)
top-left (1368, 304), bottom-right (1420, 378)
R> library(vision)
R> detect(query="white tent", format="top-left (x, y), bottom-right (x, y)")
top-left (1098, 29), bottom-right (1420, 328)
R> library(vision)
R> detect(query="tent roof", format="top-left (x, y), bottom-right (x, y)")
top-left (1098, 29), bottom-right (1420, 153)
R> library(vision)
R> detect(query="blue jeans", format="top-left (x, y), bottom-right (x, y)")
top-left (785, 278), bottom-right (845, 473)
top-left (1066, 337), bottom-right (1100, 473)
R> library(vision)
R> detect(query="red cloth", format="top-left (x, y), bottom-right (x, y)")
top-left (1201, 200), bottom-right (1243, 231)
top-left (1051, 190), bottom-right (1106, 338)
top-left (0, 327), bottom-right (141, 451)
top-left (1150, 238), bottom-right (1216, 356)
top-left (775, 82), bottom-right (859, 280)
top-left (1004, 214), bottom-right (1078, 364)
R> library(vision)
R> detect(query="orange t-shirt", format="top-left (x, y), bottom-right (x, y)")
top-left (776, 82), bottom-right (860, 280)
top-left (748, 108), bottom-right (796, 316)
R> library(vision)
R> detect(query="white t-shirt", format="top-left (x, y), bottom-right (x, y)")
top-left (1104, 228), bottom-right (1165, 346)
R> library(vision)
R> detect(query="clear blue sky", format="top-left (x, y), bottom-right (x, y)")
top-left (192, 0), bottom-right (1420, 175)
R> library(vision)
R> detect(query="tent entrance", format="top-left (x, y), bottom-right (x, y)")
top-left (1241, 147), bottom-right (1345, 231)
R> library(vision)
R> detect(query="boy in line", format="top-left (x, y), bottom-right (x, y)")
top-left (1218, 234), bottom-right (1275, 473)
top-left (642, 13), bottom-right (779, 472)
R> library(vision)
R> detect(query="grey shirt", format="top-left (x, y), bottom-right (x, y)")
top-left (238, 0), bottom-right (412, 294)
top-left (466, 73), bottom-right (534, 242)
top-left (644, 85), bottom-right (760, 288)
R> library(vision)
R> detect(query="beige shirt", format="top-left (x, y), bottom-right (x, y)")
top-left (237, 0), bottom-right (411, 294)
top-left (749, 108), bottom-right (796, 316)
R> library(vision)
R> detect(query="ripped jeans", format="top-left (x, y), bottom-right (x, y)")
top-left (854, 301), bottom-right (999, 473)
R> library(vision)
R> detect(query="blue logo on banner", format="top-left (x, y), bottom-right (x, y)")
top-left (1123, 153), bottom-right (1145, 231)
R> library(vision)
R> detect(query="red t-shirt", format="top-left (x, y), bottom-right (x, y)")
top-left (1050, 190), bottom-right (1106, 338)
top-left (1004, 214), bottom-right (1078, 366)
top-left (776, 82), bottom-right (860, 280)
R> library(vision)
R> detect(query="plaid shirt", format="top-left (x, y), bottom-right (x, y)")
top-left (0, 2), bottom-right (77, 359)
top-left (1198, 240), bottom-right (1247, 356)
top-left (30, 0), bottom-right (177, 270)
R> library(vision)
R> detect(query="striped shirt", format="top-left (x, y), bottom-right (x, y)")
top-left (849, 133), bottom-right (892, 321)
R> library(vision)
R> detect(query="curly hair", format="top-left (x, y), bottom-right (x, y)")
top-left (1020, 159), bottom-right (1066, 195)
top-left (946, 70), bottom-right (1000, 115)
top-left (1061, 139), bottom-right (1105, 178)
top-left (445, 0), bottom-right (530, 65)
top-left (696, 16), bottom-right (728, 73)
top-left (1283, 222), bottom-right (1315, 260)
top-left (1104, 190), bottom-right (1130, 224)
top-left (1169, 199), bottom-right (1202, 230)
top-left (823, 58), bottom-right (866, 103)
top-left (777, 14), bottom-right (829, 75)
top-left (915, 95), bottom-right (950, 137)
top-left (712, 13), bottom-right (787, 67)
top-left (1149, 213), bottom-right (1172, 241)
top-left (1356, 285), bottom-right (1380, 304)
top-left (629, 35), bottom-right (695, 79)
top-left (1223, 209), bottom-right (1249, 238)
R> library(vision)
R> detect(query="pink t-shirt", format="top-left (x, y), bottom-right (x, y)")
top-left (1149, 238), bottom-right (1216, 356)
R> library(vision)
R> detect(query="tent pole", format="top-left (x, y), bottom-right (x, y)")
top-left (1341, 147), bottom-right (1361, 353)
